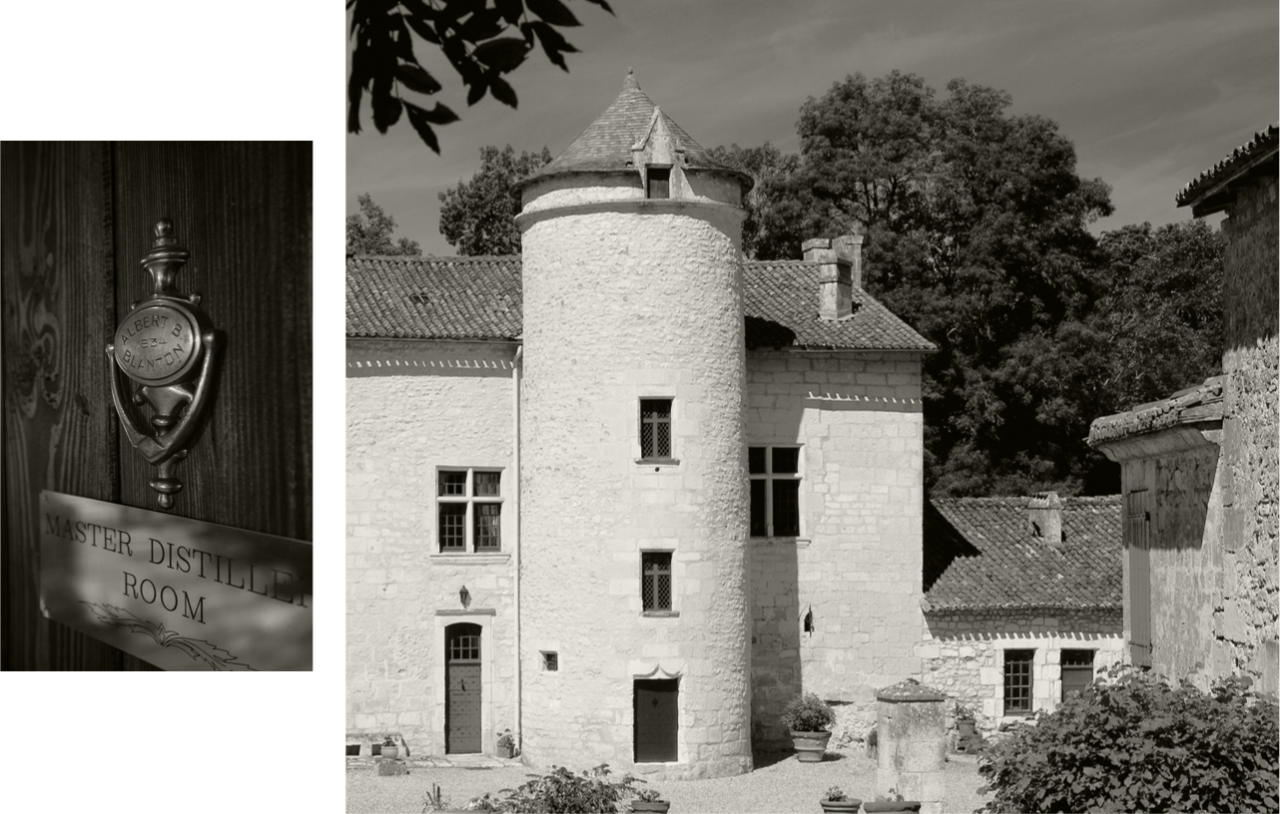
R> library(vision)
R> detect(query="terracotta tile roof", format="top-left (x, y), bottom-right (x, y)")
top-left (1176, 124), bottom-right (1279, 215)
top-left (347, 255), bottom-right (934, 352)
top-left (923, 495), bottom-right (1123, 611)
top-left (523, 70), bottom-right (749, 189)
top-left (744, 261), bottom-right (935, 351)
top-left (346, 255), bottom-right (523, 340)
top-left (1087, 376), bottom-right (1224, 447)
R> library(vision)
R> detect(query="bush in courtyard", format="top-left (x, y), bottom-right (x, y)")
top-left (472, 764), bottom-right (641, 813)
top-left (780, 692), bottom-right (836, 732)
top-left (977, 665), bottom-right (1279, 813)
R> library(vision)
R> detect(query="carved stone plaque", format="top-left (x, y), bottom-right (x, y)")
top-left (39, 491), bottom-right (312, 671)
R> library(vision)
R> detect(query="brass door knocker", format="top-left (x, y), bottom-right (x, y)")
top-left (106, 218), bottom-right (220, 509)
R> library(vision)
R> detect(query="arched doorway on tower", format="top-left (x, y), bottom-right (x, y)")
top-left (445, 623), bottom-right (482, 754)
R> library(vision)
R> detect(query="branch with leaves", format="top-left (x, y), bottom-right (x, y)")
top-left (348, 0), bottom-right (614, 153)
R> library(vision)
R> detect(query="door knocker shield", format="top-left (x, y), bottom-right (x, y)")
top-left (106, 218), bottom-right (220, 509)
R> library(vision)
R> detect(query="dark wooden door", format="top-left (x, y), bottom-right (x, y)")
top-left (634, 679), bottom-right (679, 762)
top-left (0, 141), bottom-right (311, 671)
top-left (446, 624), bottom-right (482, 753)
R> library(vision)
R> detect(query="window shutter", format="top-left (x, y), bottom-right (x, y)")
top-left (1126, 489), bottom-right (1151, 667)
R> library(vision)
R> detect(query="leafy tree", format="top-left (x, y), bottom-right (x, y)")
top-left (346, 193), bottom-right (423, 255)
top-left (348, 0), bottom-right (613, 153)
top-left (1095, 220), bottom-right (1224, 411)
top-left (726, 71), bottom-right (1115, 496)
top-left (706, 143), bottom-right (822, 261)
top-left (438, 144), bottom-right (552, 254)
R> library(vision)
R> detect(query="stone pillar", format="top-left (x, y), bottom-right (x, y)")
top-left (876, 678), bottom-right (946, 814)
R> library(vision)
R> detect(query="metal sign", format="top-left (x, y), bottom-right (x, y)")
top-left (39, 491), bottom-right (311, 671)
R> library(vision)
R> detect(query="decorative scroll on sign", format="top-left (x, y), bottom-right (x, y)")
top-left (39, 491), bottom-right (312, 671)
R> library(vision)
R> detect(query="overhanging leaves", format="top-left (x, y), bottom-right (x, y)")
top-left (529, 20), bottom-right (578, 70)
top-left (489, 75), bottom-right (518, 108)
top-left (396, 63), bottom-right (442, 95)
top-left (471, 37), bottom-right (530, 71)
top-left (527, 0), bottom-right (581, 27)
top-left (371, 72), bottom-right (402, 133)
top-left (404, 101), bottom-right (443, 153)
top-left (348, 0), bottom-right (615, 153)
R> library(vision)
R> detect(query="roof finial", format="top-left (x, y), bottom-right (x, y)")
top-left (624, 67), bottom-right (639, 91)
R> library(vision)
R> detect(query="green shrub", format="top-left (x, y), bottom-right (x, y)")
top-left (780, 692), bottom-right (836, 732)
top-left (978, 665), bottom-right (1279, 813)
top-left (472, 764), bottom-right (640, 813)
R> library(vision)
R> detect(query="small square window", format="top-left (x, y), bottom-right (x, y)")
top-left (474, 471), bottom-right (501, 496)
top-left (1061, 649), bottom-right (1095, 701)
top-left (542, 651), bottom-right (558, 672)
top-left (772, 447), bottom-right (800, 474)
top-left (474, 503), bottom-right (502, 550)
top-left (639, 399), bottom-right (672, 459)
top-left (748, 445), bottom-right (803, 538)
top-left (772, 480), bottom-right (800, 536)
top-left (642, 552), bottom-right (672, 612)
top-left (439, 471), bottom-right (467, 496)
top-left (1004, 649), bottom-right (1035, 715)
top-left (439, 504), bottom-right (466, 551)
top-left (647, 167), bottom-right (670, 199)
top-left (436, 468), bottom-right (504, 553)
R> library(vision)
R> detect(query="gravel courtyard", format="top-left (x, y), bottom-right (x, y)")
top-left (347, 748), bottom-right (991, 813)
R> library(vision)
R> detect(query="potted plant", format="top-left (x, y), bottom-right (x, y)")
top-left (380, 735), bottom-right (399, 760)
top-left (630, 787), bottom-right (670, 813)
top-left (955, 702), bottom-right (977, 738)
top-left (495, 728), bottom-right (515, 759)
top-left (819, 786), bottom-right (862, 813)
top-left (779, 692), bottom-right (836, 762)
top-left (863, 788), bottom-right (921, 813)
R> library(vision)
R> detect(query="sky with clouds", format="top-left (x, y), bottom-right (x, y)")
top-left (347, 0), bottom-right (1278, 256)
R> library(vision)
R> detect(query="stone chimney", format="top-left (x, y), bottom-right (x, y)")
top-left (803, 234), bottom-right (862, 321)
top-left (1028, 492), bottom-right (1063, 547)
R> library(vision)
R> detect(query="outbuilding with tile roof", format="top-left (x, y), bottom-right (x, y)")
top-left (1089, 123), bottom-right (1278, 698)
top-left (918, 493), bottom-right (1125, 734)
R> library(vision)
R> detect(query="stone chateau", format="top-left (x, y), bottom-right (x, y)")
top-left (347, 71), bottom-right (936, 779)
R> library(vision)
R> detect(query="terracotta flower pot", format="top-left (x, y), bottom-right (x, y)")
top-left (496, 743), bottom-right (513, 759)
top-left (381, 745), bottom-right (399, 760)
top-left (630, 801), bottom-right (670, 813)
top-left (819, 798), bottom-right (862, 813)
top-left (790, 730), bottom-right (832, 762)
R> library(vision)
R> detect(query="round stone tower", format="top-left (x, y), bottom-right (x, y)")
top-left (515, 70), bottom-right (754, 779)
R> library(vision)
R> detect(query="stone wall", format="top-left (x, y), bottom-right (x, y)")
top-left (346, 339), bottom-right (517, 755)
top-left (747, 349), bottom-right (925, 747)
top-left (517, 184), bottom-right (752, 779)
top-left (1119, 442), bottom-right (1222, 687)
top-left (920, 608), bottom-right (1124, 730)
top-left (1219, 173), bottom-right (1279, 696)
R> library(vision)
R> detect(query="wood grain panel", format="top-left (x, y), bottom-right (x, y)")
top-left (111, 142), bottom-right (312, 541)
top-left (1, 141), bottom-right (156, 669)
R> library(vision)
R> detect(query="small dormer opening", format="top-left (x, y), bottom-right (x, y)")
top-left (647, 166), bottom-right (670, 199)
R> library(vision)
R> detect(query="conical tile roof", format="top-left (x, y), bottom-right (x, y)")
top-left (524, 69), bottom-right (751, 191)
